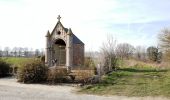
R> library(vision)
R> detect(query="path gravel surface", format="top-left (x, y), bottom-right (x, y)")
top-left (0, 78), bottom-right (169, 100)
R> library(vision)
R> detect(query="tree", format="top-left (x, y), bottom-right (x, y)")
top-left (4, 47), bottom-right (10, 57)
top-left (0, 48), bottom-right (2, 57)
top-left (135, 46), bottom-right (147, 61)
top-left (100, 34), bottom-right (117, 72)
top-left (23, 47), bottom-right (29, 57)
top-left (159, 28), bottom-right (170, 60)
top-left (12, 47), bottom-right (18, 57)
top-left (35, 49), bottom-right (40, 57)
top-left (147, 46), bottom-right (158, 62)
top-left (18, 47), bottom-right (23, 57)
top-left (29, 48), bottom-right (34, 57)
top-left (40, 48), bottom-right (45, 56)
top-left (116, 43), bottom-right (134, 59)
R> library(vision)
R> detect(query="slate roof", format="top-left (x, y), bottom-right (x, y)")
top-left (73, 34), bottom-right (84, 45)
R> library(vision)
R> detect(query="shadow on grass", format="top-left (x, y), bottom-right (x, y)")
top-left (118, 68), bottom-right (168, 73)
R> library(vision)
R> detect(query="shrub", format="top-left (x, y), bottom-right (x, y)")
top-left (72, 69), bottom-right (94, 84)
top-left (17, 60), bottom-right (47, 83)
top-left (47, 67), bottom-right (68, 83)
top-left (40, 55), bottom-right (45, 63)
top-left (0, 59), bottom-right (10, 77)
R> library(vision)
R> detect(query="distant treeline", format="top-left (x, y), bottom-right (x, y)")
top-left (0, 47), bottom-right (44, 57)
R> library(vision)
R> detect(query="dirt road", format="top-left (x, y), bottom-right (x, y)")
top-left (0, 78), bottom-right (169, 100)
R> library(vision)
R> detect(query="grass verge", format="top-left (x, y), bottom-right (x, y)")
top-left (80, 66), bottom-right (170, 97)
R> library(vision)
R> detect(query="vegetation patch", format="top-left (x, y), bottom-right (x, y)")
top-left (17, 59), bottom-right (47, 83)
top-left (1, 57), bottom-right (34, 68)
top-left (47, 67), bottom-right (68, 83)
top-left (0, 59), bottom-right (10, 77)
top-left (80, 65), bottom-right (170, 97)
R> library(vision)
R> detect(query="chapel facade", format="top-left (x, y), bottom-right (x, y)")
top-left (45, 15), bottom-right (84, 70)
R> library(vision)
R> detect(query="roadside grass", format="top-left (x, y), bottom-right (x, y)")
top-left (80, 63), bottom-right (170, 97)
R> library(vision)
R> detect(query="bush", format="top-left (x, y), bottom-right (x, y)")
top-left (71, 69), bottom-right (94, 84)
top-left (0, 59), bottom-right (10, 77)
top-left (47, 67), bottom-right (68, 83)
top-left (17, 60), bottom-right (47, 83)
top-left (40, 55), bottom-right (45, 63)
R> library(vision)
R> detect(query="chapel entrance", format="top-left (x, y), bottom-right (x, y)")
top-left (53, 39), bottom-right (66, 66)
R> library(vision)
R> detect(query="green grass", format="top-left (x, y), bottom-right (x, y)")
top-left (80, 66), bottom-right (170, 97)
top-left (0, 57), bottom-right (34, 67)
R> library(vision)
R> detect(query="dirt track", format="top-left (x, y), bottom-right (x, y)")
top-left (0, 78), bottom-right (169, 100)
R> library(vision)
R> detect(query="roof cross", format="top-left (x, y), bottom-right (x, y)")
top-left (57, 15), bottom-right (61, 21)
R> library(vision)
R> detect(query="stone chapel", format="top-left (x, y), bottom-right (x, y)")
top-left (45, 15), bottom-right (84, 70)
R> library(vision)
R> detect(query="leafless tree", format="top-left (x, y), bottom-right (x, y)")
top-left (116, 43), bottom-right (134, 59)
top-left (100, 34), bottom-right (117, 72)
top-left (0, 47), bottom-right (2, 57)
top-left (4, 47), bottom-right (10, 57)
top-left (158, 28), bottom-right (170, 60)
top-left (18, 47), bottom-right (23, 57)
top-left (28, 48), bottom-right (34, 57)
top-left (23, 47), bottom-right (29, 57)
top-left (12, 47), bottom-right (18, 57)
top-left (135, 46), bottom-right (147, 61)
top-left (0, 47), bottom-right (46, 57)
top-left (40, 48), bottom-right (45, 56)
top-left (35, 49), bottom-right (40, 57)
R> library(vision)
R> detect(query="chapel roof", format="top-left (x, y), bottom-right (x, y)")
top-left (51, 15), bottom-right (84, 45)
top-left (73, 34), bottom-right (84, 44)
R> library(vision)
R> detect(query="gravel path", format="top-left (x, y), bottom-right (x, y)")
top-left (0, 78), bottom-right (169, 100)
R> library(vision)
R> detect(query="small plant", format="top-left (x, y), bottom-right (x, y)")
top-left (17, 59), bottom-right (47, 83)
top-left (0, 59), bottom-right (10, 77)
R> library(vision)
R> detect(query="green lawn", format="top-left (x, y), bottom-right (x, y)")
top-left (0, 57), bottom-right (34, 67)
top-left (80, 67), bottom-right (170, 97)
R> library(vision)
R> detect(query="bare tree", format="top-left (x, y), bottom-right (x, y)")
top-left (100, 34), bottom-right (117, 72)
top-left (135, 46), bottom-right (147, 61)
top-left (116, 43), bottom-right (134, 59)
top-left (35, 49), bottom-right (40, 57)
top-left (159, 28), bottom-right (170, 60)
top-left (23, 47), bottom-right (29, 57)
top-left (18, 47), bottom-right (23, 57)
top-left (4, 47), bottom-right (10, 57)
top-left (40, 48), bottom-right (45, 56)
top-left (28, 48), bottom-right (34, 57)
top-left (0, 47), bottom-right (2, 57)
top-left (12, 47), bottom-right (18, 57)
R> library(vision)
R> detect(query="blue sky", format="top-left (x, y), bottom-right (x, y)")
top-left (0, 0), bottom-right (170, 51)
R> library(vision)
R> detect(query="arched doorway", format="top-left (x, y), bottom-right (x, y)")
top-left (53, 39), bottom-right (66, 66)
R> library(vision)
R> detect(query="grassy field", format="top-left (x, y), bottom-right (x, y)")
top-left (0, 57), bottom-right (34, 67)
top-left (80, 63), bottom-right (170, 97)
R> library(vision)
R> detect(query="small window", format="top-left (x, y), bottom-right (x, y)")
top-left (57, 31), bottom-right (61, 35)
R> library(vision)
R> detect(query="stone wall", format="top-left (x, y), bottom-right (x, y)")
top-left (73, 44), bottom-right (84, 66)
